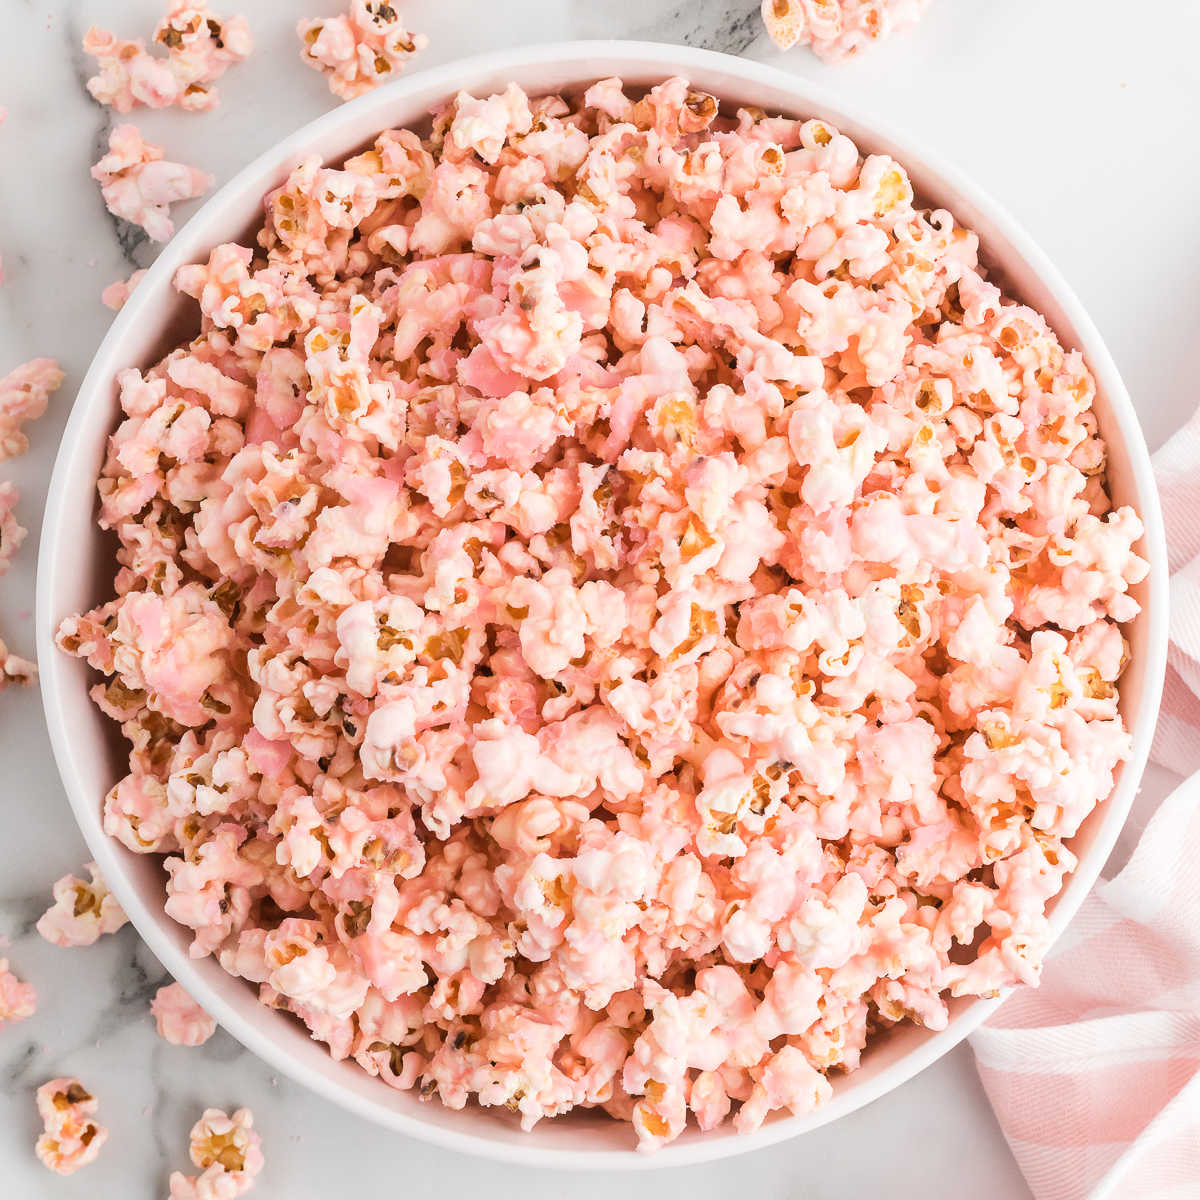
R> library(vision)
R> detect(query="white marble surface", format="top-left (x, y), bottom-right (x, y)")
top-left (0, 0), bottom-right (1194, 1195)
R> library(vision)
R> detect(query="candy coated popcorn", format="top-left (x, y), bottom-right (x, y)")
top-left (91, 125), bottom-right (213, 242)
top-left (61, 77), bottom-right (1146, 1150)
top-left (762, 0), bottom-right (931, 61)
top-left (84, 2), bottom-right (253, 113)
top-left (0, 478), bottom-right (37, 690)
top-left (152, 981), bottom-right (217, 1045)
top-left (0, 957), bottom-right (36, 1025)
top-left (0, 480), bottom-right (24, 574)
top-left (0, 356), bottom-right (63, 460)
top-left (169, 1107), bottom-right (263, 1197)
top-left (169, 1168), bottom-right (244, 1200)
top-left (298, 1), bottom-right (426, 100)
top-left (36, 862), bottom-right (128, 947)
top-left (0, 636), bottom-right (36, 689)
top-left (103, 268), bottom-right (149, 311)
top-left (34, 1078), bottom-right (108, 1175)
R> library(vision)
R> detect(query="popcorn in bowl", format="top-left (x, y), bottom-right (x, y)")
top-left (59, 75), bottom-right (1146, 1150)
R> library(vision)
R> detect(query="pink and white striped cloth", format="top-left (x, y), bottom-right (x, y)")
top-left (969, 408), bottom-right (1200, 1200)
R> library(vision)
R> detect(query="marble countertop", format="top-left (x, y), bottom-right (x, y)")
top-left (1, 0), bottom-right (1195, 1195)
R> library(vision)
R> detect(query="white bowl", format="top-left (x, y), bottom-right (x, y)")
top-left (37, 41), bottom-right (1169, 1169)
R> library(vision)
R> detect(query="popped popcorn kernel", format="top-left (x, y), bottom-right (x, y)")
top-left (83, 2), bottom-right (253, 113)
top-left (0, 480), bottom-right (25, 574)
top-left (0, 356), bottom-right (63, 460)
top-left (34, 1078), bottom-right (108, 1175)
top-left (0, 636), bottom-right (36, 689)
top-left (152, 981), bottom-right (217, 1045)
top-left (103, 268), bottom-right (149, 310)
top-left (0, 957), bottom-right (36, 1025)
top-left (36, 862), bottom-right (128, 947)
top-left (91, 124), bottom-right (213, 242)
top-left (169, 1107), bottom-right (263, 1197)
top-left (298, 1), bottom-right (426, 101)
top-left (762, 0), bottom-right (931, 62)
top-left (60, 75), bottom-right (1144, 1151)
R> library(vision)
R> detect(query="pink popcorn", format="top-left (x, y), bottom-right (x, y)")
top-left (102, 268), bottom-right (148, 310)
top-left (34, 1078), bottom-right (108, 1175)
top-left (36, 862), bottom-right (128, 947)
top-left (59, 76), bottom-right (1145, 1150)
top-left (0, 958), bottom-right (35, 1025)
top-left (91, 124), bottom-right (213, 242)
top-left (83, 2), bottom-right (253, 113)
top-left (0, 356), bottom-right (63, 459)
top-left (0, 480), bottom-right (24, 574)
top-left (449, 83), bottom-right (534, 165)
top-left (0, 636), bottom-right (36, 689)
top-left (298, 1), bottom-right (426, 101)
top-left (152, 981), bottom-right (217, 1045)
top-left (762, 0), bottom-right (931, 62)
top-left (169, 1107), bottom-right (263, 1198)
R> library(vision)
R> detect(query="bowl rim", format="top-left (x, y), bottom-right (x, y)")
top-left (36, 39), bottom-right (1170, 1170)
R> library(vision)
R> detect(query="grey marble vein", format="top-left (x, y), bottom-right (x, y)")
top-left (61, 4), bottom-right (151, 270)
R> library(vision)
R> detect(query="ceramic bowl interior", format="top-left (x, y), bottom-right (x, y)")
top-left (36, 41), bottom-right (1169, 1169)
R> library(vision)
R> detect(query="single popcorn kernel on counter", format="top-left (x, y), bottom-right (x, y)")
top-left (83, 1), bottom-right (253, 113)
top-left (36, 862), bottom-right (128, 947)
top-left (0, 357), bottom-right (63, 460)
top-left (91, 124), bottom-right (213, 243)
top-left (168, 1107), bottom-right (264, 1198)
top-left (103, 268), bottom-right (149, 311)
top-left (152, 981), bottom-right (217, 1046)
top-left (0, 481), bottom-right (36, 691)
top-left (60, 75), bottom-right (1147, 1150)
top-left (34, 1078), bottom-right (108, 1176)
top-left (762, 0), bottom-right (931, 61)
top-left (0, 957), bottom-right (36, 1025)
top-left (0, 480), bottom-right (25, 574)
top-left (0, 636), bottom-right (36, 689)
top-left (298, 0), bottom-right (426, 100)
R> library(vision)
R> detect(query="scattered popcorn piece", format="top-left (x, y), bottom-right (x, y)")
top-left (34, 1078), bottom-right (108, 1175)
top-left (36, 862), bottom-right (128, 947)
top-left (762, 0), bottom-right (931, 61)
top-left (0, 480), bottom-right (25, 573)
top-left (168, 1168), bottom-right (242, 1200)
top-left (152, 982), bottom-right (217, 1046)
top-left (91, 125), bottom-right (213, 242)
top-left (0, 477), bottom-right (37, 692)
top-left (102, 268), bottom-right (149, 311)
top-left (298, 0), bottom-right (426, 100)
top-left (169, 1107), bottom-right (263, 1197)
top-left (0, 357), bottom-right (63, 460)
top-left (60, 76), bottom-right (1146, 1150)
top-left (83, 2), bottom-right (253, 113)
top-left (0, 636), bottom-right (36, 689)
top-left (0, 957), bottom-right (36, 1025)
